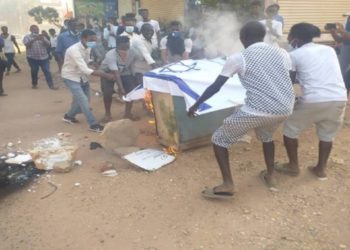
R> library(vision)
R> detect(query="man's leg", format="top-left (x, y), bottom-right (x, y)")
top-left (122, 75), bottom-right (137, 120)
top-left (212, 144), bottom-right (234, 193)
top-left (79, 82), bottom-right (99, 126)
top-left (5, 53), bottom-right (13, 74)
top-left (12, 55), bottom-right (20, 71)
top-left (310, 102), bottom-right (346, 178)
top-left (262, 141), bottom-right (275, 180)
top-left (100, 78), bottom-right (113, 122)
top-left (27, 58), bottom-right (39, 88)
top-left (309, 141), bottom-right (332, 178)
top-left (283, 135), bottom-right (299, 171)
top-left (208, 110), bottom-right (254, 195)
top-left (39, 59), bottom-right (54, 88)
top-left (0, 68), bottom-right (5, 95)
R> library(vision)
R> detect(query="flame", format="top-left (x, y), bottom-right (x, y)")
top-left (144, 90), bottom-right (154, 113)
top-left (163, 146), bottom-right (178, 156)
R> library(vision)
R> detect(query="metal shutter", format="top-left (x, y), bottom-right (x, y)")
top-left (141, 0), bottom-right (185, 22)
top-left (278, 0), bottom-right (350, 32)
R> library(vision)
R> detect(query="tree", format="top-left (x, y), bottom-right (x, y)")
top-left (28, 6), bottom-right (61, 28)
top-left (201, 0), bottom-right (248, 10)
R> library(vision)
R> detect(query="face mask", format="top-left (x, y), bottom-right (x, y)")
top-left (31, 32), bottom-right (38, 36)
top-left (86, 41), bottom-right (97, 48)
top-left (125, 26), bottom-right (134, 33)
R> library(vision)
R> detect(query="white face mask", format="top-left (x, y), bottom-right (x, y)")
top-left (125, 26), bottom-right (134, 33)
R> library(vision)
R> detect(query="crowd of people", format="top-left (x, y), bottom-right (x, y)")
top-left (0, 4), bottom-right (349, 197)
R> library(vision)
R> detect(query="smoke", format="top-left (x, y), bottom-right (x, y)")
top-left (192, 10), bottom-right (243, 58)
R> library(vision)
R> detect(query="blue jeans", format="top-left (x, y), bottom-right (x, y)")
top-left (27, 57), bottom-right (53, 87)
top-left (5, 53), bottom-right (20, 72)
top-left (63, 78), bottom-right (98, 126)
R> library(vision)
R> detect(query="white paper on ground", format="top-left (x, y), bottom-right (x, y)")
top-left (122, 149), bottom-right (176, 171)
top-left (5, 154), bottom-right (33, 164)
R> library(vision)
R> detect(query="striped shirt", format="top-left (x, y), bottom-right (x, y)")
top-left (23, 34), bottom-right (50, 60)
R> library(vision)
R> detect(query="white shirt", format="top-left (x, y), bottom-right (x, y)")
top-left (2, 34), bottom-right (15, 53)
top-left (136, 19), bottom-right (160, 47)
top-left (290, 42), bottom-right (348, 103)
top-left (132, 35), bottom-right (157, 74)
top-left (103, 25), bottom-right (118, 48)
top-left (61, 42), bottom-right (94, 83)
top-left (160, 36), bottom-right (193, 53)
top-left (50, 35), bottom-right (57, 48)
top-left (259, 20), bottom-right (283, 47)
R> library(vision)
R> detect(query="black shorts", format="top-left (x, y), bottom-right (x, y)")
top-left (100, 75), bottom-right (137, 96)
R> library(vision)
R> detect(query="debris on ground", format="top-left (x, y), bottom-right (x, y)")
top-left (101, 169), bottom-right (118, 177)
top-left (29, 137), bottom-right (78, 173)
top-left (0, 154), bottom-right (44, 186)
top-left (123, 149), bottom-right (176, 171)
top-left (100, 119), bottom-right (140, 150)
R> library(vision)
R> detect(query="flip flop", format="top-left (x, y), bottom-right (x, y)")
top-left (201, 187), bottom-right (234, 200)
top-left (259, 170), bottom-right (279, 192)
top-left (274, 163), bottom-right (300, 176)
top-left (308, 166), bottom-right (328, 181)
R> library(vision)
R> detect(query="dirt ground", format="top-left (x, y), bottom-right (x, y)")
top-left (0, 55), bottom-right (350, 250)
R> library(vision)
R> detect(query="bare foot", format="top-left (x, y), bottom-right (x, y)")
top-left (308, 166), bottom-right (327, 180)
top-left (211, 183), bottom-right (235, 195)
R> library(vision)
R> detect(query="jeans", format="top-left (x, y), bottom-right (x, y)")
top-left (5, 53), bottom-right (20, 72)
top-left (27, 57), bottom-right (53, 87)
top-left (63, 78), bottom-right (98, 126)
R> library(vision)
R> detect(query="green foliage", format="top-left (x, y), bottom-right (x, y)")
top-left (201, 0), bottom-right (247, 10)
top-left (28, 6), bottom-right (61, 28)
top-left (74, 0), bottom-right (105, 19)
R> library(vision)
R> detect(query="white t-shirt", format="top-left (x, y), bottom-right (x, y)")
top-left (103, 25), bottom-right (119, 48)
top-left (290, 42), bottom-right (348, 103)
top-left (50, 35), bottom-right (57, 48)
top-left (136, 19), bottom-right (160, 47)
top-left (2, 34), bottom-right (15, 53)
top-left (259, 20), bottom-right (283, 47)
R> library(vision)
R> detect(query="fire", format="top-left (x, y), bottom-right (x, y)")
top-left (144, 90), bottom-right (154, 113)
top-left (164, 146), bottom-right (178, 156)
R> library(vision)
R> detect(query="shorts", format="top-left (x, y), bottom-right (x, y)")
top-left (101, 75), bottom-right (137, 97)
top-left (212, 109), bottom-right (288, 148)
top-left (283, 101), bottom-right (346, 142)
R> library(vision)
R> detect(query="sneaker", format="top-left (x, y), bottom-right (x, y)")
top-left (32, 85), bottom-right (38, 89)
top-left (49, 86), bottom-right (59, 90)
top-left (62, 114), bottom-right (79, 124)
top-left (0, 92), bottom-right (7, 97)
top-left (89, 124), bottom-right (104, 133)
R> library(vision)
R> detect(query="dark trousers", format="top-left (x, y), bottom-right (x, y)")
top-left (5, 53), bottom-right (20, 72)
top-left (0, 58), bottom-right (6, 93)
top-left (27, 57), bottom-right (53, 87)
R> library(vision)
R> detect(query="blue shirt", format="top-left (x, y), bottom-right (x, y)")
top-left (55, 31), bottom-right (80, 58)
top-left (344, 17), bottom-right (350, 46)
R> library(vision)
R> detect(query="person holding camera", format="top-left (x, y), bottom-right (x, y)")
top-left (327, 13), bottom-right (350, 80)
top-left (23, 25), bottom-right (56, 90)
